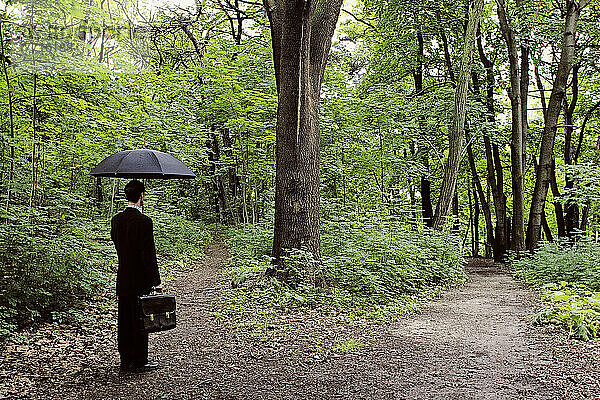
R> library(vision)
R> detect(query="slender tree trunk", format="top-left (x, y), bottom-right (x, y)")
top-left (473, 178), bottom-right (480, 256)
top-left (437, 9), bottom-right (456, 85)
top-left (532, 61), bottom-right (547, 113)
top-left (563, 65), bottom-right (579, 236)
top-left (477, 34), bottom-right (508, 261)
top-left (527, 0), bottom-right (590, 251)
top-left (574, 99), bottom-right (600, 164)
top-left (550, 159), bottom-right (567, 237)
top-left (542, 210), bottom-right (554, 242)
top-left (30, 73), bottom-right (38, 209)
top-left (413, 29), bottom-right (433, 227)
top-left (96, 177), bottom-right (103, 210)
top-left (265, 0), bottom-right (343, 265)
top-left (497, 0), bottom-right (525, 252)
top-left (432, 0), bottom-right (484, 230)
top-left (206, 130), bottom-right (229, 224)
top-left (580, 203), bottom-right (589, 232)
top-left (0, 24), bottom-right (15, 214)
top-left (518, 0), bottom-right (529, 175)
top-left (452, 193), bottom-right (460, 234)
top-left (467, 142), bottom-right (494, 253)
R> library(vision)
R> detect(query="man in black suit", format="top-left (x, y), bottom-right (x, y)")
top-left (111, 179), bottom-right (161, 372)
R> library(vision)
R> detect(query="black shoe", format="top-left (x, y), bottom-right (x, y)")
top-left (119, 362), bottom-right (136, 372)
top-left (134, 361), bottom-right (159, 372)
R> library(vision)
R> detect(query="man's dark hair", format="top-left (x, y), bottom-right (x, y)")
top-left (124, 180), bottom-right (145, 203)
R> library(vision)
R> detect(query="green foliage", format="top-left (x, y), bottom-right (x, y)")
top-left (532, 282), bottom-right (600, 341)
top-left (332, 338), bottom-right (365, 352)
top-left (152, 211), bottom-right (214, 265)
top-left (0, 198), bottom-right (212, 337)
top-left (512, 239), bottom-right (600, 340)
top-left (222, 208), bottom-right (466, 324)
top-left (0, 211), bottom-right (112, 335)
top-left (512, 239), bottom-right (600, 290)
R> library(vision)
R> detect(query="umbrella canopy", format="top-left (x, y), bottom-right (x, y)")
top-left (90, 149), bottom-right (196, 179)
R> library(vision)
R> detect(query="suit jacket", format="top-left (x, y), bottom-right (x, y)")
top-left (111, 207), bottom-right (161, 296)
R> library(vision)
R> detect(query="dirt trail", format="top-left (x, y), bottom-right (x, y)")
top-left (2, 245), bottom-right (599, 400)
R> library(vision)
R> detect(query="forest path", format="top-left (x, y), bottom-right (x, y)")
top-left (2, 244), bottom-right (599, 399)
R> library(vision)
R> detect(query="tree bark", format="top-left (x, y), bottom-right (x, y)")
top-left (473, 178), bottom-right (480, 256)
top-left (432, 0), bottom-right (484, 230)
top-left (413, 29), bottom-right (434, 227)
top-left (266, 0), bottom-right (343, 264)
top-left (467, 142), bottom-right (494, 253)
top-left (477, 34), bottom-right (508, 261)
top-left (550, 159), bottom-right (567, 237)
top-left (527, 0), bottom-right (590, 251)
top-left (206, 130), bottom-right (229, 224)
top-left (0, 23), bottom-right (15, 214)
top-left (518, 0), bottom-right (529, 175)
top-left (563, 65), bottom-right (579, 236)
top-left (497, 0), bottom-right (526, 252)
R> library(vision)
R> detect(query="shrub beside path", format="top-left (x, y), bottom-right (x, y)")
top-left (1, 243), bottom-right (599, 399)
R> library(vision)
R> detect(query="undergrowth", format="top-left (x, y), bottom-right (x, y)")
top-left (512, 239), bottom-right (600, 340)
top-left (0, 205), bottom-right (211, 338)
top-left (221, 208), bottom-right (466, 338)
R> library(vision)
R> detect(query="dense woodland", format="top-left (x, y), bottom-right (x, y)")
top-left (0, 0), bottom-right (599, 340)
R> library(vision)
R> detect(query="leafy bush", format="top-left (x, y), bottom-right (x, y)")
top-left (223, 208), bottom-right (466, 320)
top-left (512, 239), bottom-right (600, 290)
top-left (532, 282), bottom-right (600, 340)
top-left (0, 219), bottom-right (110, 336)
top-left (512, 239), bottom-right (600, 340)
top-left (0, 205), bottom-right (212, 338)
top-left (153, 212), bottom-right (214, 263)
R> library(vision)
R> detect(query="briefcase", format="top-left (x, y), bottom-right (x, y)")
top-left (138, 293), bottom-right (176, 333)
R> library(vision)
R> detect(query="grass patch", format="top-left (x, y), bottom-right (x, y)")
top-left (332, 338), bottom-right (365, 352)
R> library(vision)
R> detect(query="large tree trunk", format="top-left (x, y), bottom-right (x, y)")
top-left (432, 0), bottom-right (484, 230)
top-left (497, 0), bottom-right (526, 252)
top-left (526, 0), bottom-right (589, 251)
top-left (265, 0), bottom-right (343, 265)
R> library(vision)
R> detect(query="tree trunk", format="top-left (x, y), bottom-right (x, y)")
top-left (467, 142), bottom-right (494, 253)
top-left (452, 193), bottom-right (460, 234)
top-left (550, 159), bottom-right (567, 237)
top-left (563, 65), bottom-right (579, 236)
top-left (96, 177), bottom-right (103, 209)
top-left (413, 29), bottom-right (434, 227)
top-left (432, 0), bottom-right (484, 230)
top-left (473, 178), bottom-right (480, 256)
top-left (518, 0), bottom-right (529, 175)
top-left (0, 24), bottom-right (15, 214)
top-left (497, 0), bottom-right (525, 252)
top-left (477, 34), bottom-right (508, 261)
top-left (265, 0), bottom-right (343, 265)
top-left (527, 0), bottom-right (590, 251)
top-left (206, 130), bottom-right (229, 224)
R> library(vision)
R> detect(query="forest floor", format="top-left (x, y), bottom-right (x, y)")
top-left (1, 242), bottom-right (599, 400)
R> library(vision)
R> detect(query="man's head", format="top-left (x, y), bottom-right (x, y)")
top-left (124, 180), bottom-right (145, 205)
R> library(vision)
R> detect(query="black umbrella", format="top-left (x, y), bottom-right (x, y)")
top-left (90, 149), bottom-right (196, 179)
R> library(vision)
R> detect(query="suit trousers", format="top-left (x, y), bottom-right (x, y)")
top-left (118, 295), bottom-right (148, 367)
